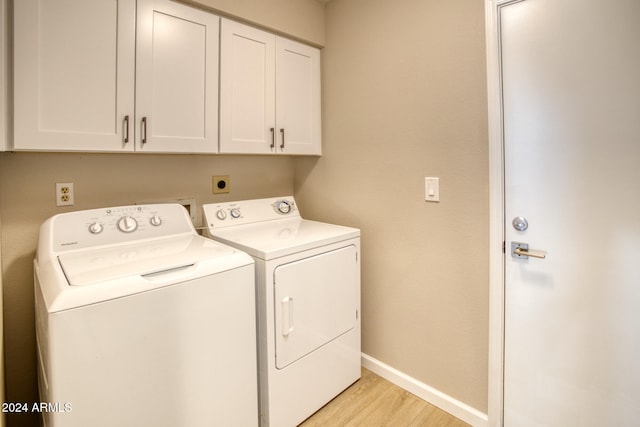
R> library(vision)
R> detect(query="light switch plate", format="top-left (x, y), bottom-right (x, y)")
top-left (425, 177), bottom-right (439, 202)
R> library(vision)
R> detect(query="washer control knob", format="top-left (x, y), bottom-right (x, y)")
top-left (88, 222), bottom-right (104, 234)
top-left (117, 216), bottom-right (138, 233)
top-left (149, 215), bottom-right (162, 227)
top-left (216, 209), bottom-right (227, 220)
top-left (230, 208), bottom-right (241, 219)
top-left (276, 200), bottom-right (292, 214)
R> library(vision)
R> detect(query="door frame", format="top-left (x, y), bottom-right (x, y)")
top-left (484, 0), bottom-right (523, 426)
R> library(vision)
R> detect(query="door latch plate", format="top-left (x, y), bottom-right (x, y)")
top-left (511, 241), bottom-right (529, 258)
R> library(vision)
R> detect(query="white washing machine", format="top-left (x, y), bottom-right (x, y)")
top-left (34, 203), bottom-right (258, 427)
top-left (203, 196), bottom-right (361, 427)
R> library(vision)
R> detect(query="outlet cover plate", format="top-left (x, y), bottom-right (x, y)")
top-left (212, 175), bottom-right (230, 194)
top-left (56, 182), bottom-right (74, 206)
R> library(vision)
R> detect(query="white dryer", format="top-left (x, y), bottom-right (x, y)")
top-left (34, 204), bottom-right (258, 427)
top-left (203, 196), bottom-right (361, 427)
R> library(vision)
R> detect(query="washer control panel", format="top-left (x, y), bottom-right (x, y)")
top-left (87, 211), bottom-right (164, 236)
top-left (50, 204), bottom-right (193, 252)
top-left (203, 196), bottom-right (299, 229)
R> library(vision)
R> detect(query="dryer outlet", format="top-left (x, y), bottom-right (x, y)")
top-left (213, 175), bottom-right (230, 194)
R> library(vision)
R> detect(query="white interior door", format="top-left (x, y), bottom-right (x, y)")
top-left (501, 0), bottom-right (640, 425)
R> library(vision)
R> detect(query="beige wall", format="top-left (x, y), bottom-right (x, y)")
top-left (294, 0), bottom-right (489, 412)
top-left (180, 0), bottom-right (326, 46)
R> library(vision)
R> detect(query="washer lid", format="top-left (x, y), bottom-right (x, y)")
top-left (209, 218), bottom-right (360, 260)
top-left (58, 235), bottom-right (237, 287)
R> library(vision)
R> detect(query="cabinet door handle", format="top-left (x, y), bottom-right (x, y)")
top-left (280, 128), bottom-right (285, 150)
top-left (123, 115), bottom-right (130, 143)
top-left (270, 127), bottom-right (275, 149)
top-left (141, 117), bottom-right (147, 144)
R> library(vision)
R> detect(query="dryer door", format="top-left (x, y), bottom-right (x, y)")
top-left (274, 245), bottom-right (357, 369)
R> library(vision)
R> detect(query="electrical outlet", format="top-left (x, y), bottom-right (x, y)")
top-left (56, 182), bottom-right (74, 206)
top-left (212, 175), bottom-right (230, 194)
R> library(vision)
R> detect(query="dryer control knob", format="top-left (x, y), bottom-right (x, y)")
top-left (276, 200), bottom-right (292, 214)
top-left (117, 216), bottom-right (138, 233)
top-left (216, 209), bottom-right (227, 220)
top-left (150, 215), bottom-right (162, 227)
top-left (230, 208), bottom-right (241, 219)
top-left (88, 222), bottom-right (103, 234)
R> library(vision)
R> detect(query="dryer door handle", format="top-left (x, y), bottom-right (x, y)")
top-left (281, 297), bottom-right (294, 336)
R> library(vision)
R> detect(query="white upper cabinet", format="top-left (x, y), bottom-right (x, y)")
top-left (219, 20), bottom-right (275, 154)
top-left (13, 0), bottom-right (136, 152)
top-left (136, 0), bottom-right (219, 153)
top-left (13, 0), bottom-right (219, 153)
top-left (220, 19), bottom-right (321, 155)
top-left (275, 37), bottom-right (322, 155)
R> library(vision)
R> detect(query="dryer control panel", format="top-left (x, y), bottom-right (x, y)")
top-left (46, 204), bottom-right (195, 252)
top-left (203, 196), bottom-right (299, 229)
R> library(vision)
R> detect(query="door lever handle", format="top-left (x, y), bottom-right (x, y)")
top-left (511, 242), bottom-right (547, 259)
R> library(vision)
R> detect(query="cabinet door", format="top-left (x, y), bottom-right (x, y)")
top-left (136, 0), bottom-right (219, 153)
top-left (275, 37), bottom-right (322, 155)
top-left (219, 19), bottom-right (276, 154)
top-left (13, 0), bottom-right (136, 152)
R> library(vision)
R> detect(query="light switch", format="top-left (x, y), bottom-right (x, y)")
top-left (425, 177), bottom-right (439, 202)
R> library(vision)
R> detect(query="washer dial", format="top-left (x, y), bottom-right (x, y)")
top-left (230, 208), bottom-right (241, 219)
top-left (150, 215), bottom-right (162, 227)
top-left (117, 216), bottom-right (138, 233)
top-left (88, 222), bottom-right (104, 234)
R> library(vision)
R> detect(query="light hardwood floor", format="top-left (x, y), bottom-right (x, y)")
top-left (299, 368), bottom-right (470, 426)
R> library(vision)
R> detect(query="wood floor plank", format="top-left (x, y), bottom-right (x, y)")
top-left (345, 386), bottom-right (426, 426)
top-left (300, 368), bottom-right (389, 426)
top-left (299, 368), bottom-right (470, 426)
top-left (407, 405), bottom-right (469, 427)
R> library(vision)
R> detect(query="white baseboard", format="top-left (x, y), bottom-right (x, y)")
top-left (361, 353), bottom-right (489, 427)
